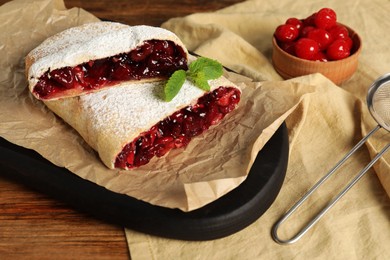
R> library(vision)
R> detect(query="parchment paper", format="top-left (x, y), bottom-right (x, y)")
top-left (2, 0), bottom-right (390, 259)
top-left (124, 1), bottom-right (390, 259)
top-left (0, 0), bottom-right (314, 212)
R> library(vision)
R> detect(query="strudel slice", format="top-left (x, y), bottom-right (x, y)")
top-left (44, 77), bottom-right (241, 170)
top-left (26, 22), bottom-right (188, 100)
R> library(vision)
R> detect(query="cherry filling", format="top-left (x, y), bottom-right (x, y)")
top-left (114, 86), bottom-right (241, 169)
top-left (33, 40), bottom-right (188, 99)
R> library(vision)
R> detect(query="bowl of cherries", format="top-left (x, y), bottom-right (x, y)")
top-left (272, 8), bottom-right (362, 85)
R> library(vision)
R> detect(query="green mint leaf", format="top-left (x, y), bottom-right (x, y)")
top-left (163, 69), bottom-right (186, 102)
top-left (193, 71), bottom-right (210, 91)
top-left (162, 57), bottom-right (223, 102)
top-left (203, 64), bottom-right (223, 79)
top-left (189, 57), bottom-right (223, 80)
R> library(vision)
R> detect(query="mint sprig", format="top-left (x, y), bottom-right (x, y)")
top-left (163, 57), bottom-right (223, 102)
top-left (188, 57), bottom-right (223, 82)
top-left (164, 69), bottom-right (186, 102)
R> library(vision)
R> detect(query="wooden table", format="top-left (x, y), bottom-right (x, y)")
top-left (0, 0), bottom-right (244, 259)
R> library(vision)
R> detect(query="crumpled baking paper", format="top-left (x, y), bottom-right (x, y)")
top-left (0, 0), bottom-right (313, 211)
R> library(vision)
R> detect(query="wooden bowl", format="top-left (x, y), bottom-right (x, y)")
top-left (272, 24), bottom-right (362, 85)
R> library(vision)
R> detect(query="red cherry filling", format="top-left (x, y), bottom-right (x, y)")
top-left (114, 86), bottom-right (241, 169)
top-left (33, 40), bottom-right (188, 99)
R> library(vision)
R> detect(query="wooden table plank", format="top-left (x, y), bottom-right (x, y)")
top-left (0, 174), bottom-right (130, 259)
top-left (0, 0), bottom-right (245, 259)
top-left (64, 0), bottom-right (243, 26)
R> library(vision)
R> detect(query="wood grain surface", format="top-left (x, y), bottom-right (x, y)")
top-left (0, 0), bottom-right (244, 259)
top-left (71, 0), bottom-right (243, 27)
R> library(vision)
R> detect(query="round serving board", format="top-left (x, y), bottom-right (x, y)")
top-left (0, 123), bottom-right (288, 241)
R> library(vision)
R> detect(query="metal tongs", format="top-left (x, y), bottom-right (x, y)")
top-left (272, 74), bottom-right (390, 244)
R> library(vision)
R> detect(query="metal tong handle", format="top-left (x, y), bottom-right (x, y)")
top-left (272, 125), bottom-right (390, 244)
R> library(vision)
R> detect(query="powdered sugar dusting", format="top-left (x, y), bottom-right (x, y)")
top-left (82, 80), bottom-right (206, 141)
top-left (45, 76), bottom-right (239, 168)
top-left (27, 22), bottom-right (188, 90)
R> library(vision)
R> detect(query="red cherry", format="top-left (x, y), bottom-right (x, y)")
top-left (286, 17), bottom-right (303, 30)
top-left (326, 39), bottom-right (351, 60)
top-left (300, 26), bottom-right (315, 38)
top-left (34, 77), bottom-right (54, 98)
top-left (50, 67), bottom-right (75, 89)
top-left (274, 24), bottom-right (299, 42)
top-left (88, 59), bottom-right (109, 80)
top-left (303, 13), bottom-right (317, 26)
top-left (111, 62), bottom-right (132, 80)
top-left (279, 41), bottom-right (296, 55)
top-left (312, 51), bottom-right (328, 62)
top-left (314, 8), bottom-right (337, 30)
top-left (343, 36), bottom-right (353, 50)
top-left (307, 28), bottom-right (333, 50)
top-left (294, 38), bottom-right (320, 60)
top-left (329, 24), bottom-right (349, 40)
top-left (130, 42), bottom-right (153, 62)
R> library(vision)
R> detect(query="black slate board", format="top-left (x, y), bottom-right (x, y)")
top-left (0, 123), bottom-right (288, 241)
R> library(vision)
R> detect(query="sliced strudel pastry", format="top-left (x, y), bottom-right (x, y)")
top-left (44, 76), bottom-right (241, 170)
top-left (26, 22), bottom-right (188, 100)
